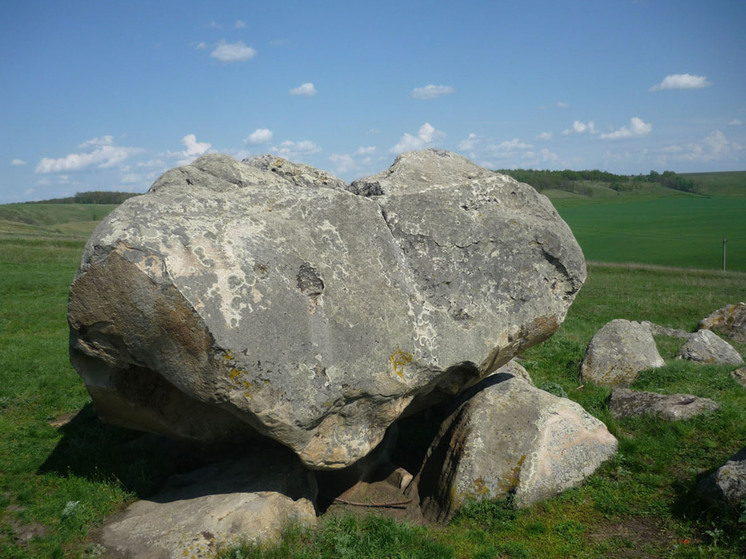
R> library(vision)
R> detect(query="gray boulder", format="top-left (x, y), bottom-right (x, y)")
top-left (94, 448), bottom-right (317, 558)
top-left (677, 330), bottom-right (744, 365)
top-left (696, 447), bottom-right (746, 508)
top-left (412, 374), bottom-right (617, 521)
top-left (609, 388), bottom-right (719, 421)
top-left (699, 302), bottom-right (746, 343)
top-left (68, 150), bottom-right (585, 469)
top-left (580, 319), bottom-right (665, 386)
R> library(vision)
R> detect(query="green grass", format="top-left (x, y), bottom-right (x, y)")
top-left (681, 170), bottom-right (746, 198)
top-left (0, 203), bottom-right (119, 242)
top-left (1, 203), bottom-right (746, 557)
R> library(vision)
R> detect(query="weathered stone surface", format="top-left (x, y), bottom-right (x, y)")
top-left (609, 388), bottom-right (719, 421)
top-left (495, 359), bottom-right (534, 385)
top-left (696, 447), bottom-right (746, 508)
top-left (413, 374), bottom-right (617, 520)
top-left (731, 367), bottom-right (746, 387)
top-left (580, 319), bottom-right (665, 386)
top-left (699, 302), bottom-right (746, 343)
top-left (677, 330), bottom-right (744, 365)
top-left (95, 449), bottom-right (317, 559)
top-left (69, 149), bottom-right (585, 469)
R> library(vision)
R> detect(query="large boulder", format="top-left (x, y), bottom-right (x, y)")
top-left (68, 150), bottom-right (585, 469)
top-left (609, 388), bottom-right (719, 421)
top-left (696, 447), bottom-right (746, 508)
top-left (699, 302), bottom-right (746, 343)
top-left (677, 330), bottom-right (744, 365)
top-left (580, 319), bottom-right (665, 386)
top-left (94, 448), bottom-right (317, 558)
top-left (412, 374), bottom-right (617, 520)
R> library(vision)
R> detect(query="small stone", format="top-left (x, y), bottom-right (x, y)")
top-left (609, 388), bottom-right (719, 421)
top-left (678, 330), bottom-right (744, 365)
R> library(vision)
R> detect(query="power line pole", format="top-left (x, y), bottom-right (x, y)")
top-left (723, 237), bottom-right (727, 272)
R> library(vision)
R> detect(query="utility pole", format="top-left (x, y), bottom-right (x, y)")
top-left (723, 237), bottom-right (727, 272)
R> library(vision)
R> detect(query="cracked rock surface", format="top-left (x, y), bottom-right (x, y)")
top-left (68, 149), bottom-right (585, 470)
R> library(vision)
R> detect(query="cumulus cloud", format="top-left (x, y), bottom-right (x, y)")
top-left (730, 119), bottom-right (744, 126)
top-left (181, 134), bottom-right (211, 157)
top-left (329, 154), bottom-right (357, 174)
top-left (356, 146), bottom-right (376, 155)
top-left (458, 133), bottom-right (480, 151)
top-left (649, 73), bottom-right (712, 91)
top-left (289, 82), bottom-right (317, 96)
top-left (390, 123), bottom-right (445, 154)
top-left (11, 158), bottom-right (27, 166)
top-left (210, 40), bottom-right (256, 62)
top-left (536, 132), bottom-right (552, 141)
top-left (411, 84), bottom-right (455, 100)
top-left (600, 117), bottom-right (652, 140)
top-left (36, 137), bottom-right (144, 173)
top-left (656, 131), bottom-right (742, 164)
top-left (563, 121), bottom-right (596, 135)
top-left (272, 140), bottom-right (321, 157)
top-left (245, 128), bottom-right (273, 144)
top-left (235, 20), bottom-right (247, 29)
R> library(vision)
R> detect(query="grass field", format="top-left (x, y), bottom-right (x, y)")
top-left (1, 183), bottom-right (745, 557)
top-left (545, 171), bottom-right (746, 273)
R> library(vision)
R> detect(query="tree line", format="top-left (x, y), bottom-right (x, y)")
top-left (496, 169), bottom-right (702, 195)
top-left (29, 191), bottom-right (141, 204)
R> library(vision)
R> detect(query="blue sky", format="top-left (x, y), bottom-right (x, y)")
top-left (2, 0), bottom-right (745, 203)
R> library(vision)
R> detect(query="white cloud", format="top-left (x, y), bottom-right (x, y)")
top-left (368, 128), bottom-right (381, 135)
top-left (209, 21), bottom-right (221, 29)
top-left (411, 84), bottom-right (455, 100)
top-left (563, 120), bottom-right (596, 135)
top-left (600, 117), bottom-right (652, 140)
top-left (36, 137), bottom-right (144, 173)
top-left (356, 146), bottom-right (376, 155)
top-left (210, 40), bottom-right (256, 62)
top-left (656, 130), bottom-right (742, 164)
top-left (458, 133), bottom-right (480, 151)
top-left (11, 158), bottom-right (27, 166)
top-left (556, 102), bottom-right (569, 109)
top-left (536, 132), bottom-right (552, 141)
top-left (289, 82), bottom-right (317, 96)
top-left (391, 123), bottom-right (445, 154)
top-left (196, 41), bottom-right (208, 50)
top-left (729, 119), bottom-right (744, 126)
top-left (493, 139), bottom-right (533, 152)
top-left (329, 153), bottom-right (357, 174)
top-left (272, 140), bottom-right (321, 158)
top-left (246, 128), bottom-right (273, 144)
top-left (235, 20), bottom-right (247, 29)
top-left (181, 134), bottom-right (211, 157)
top-left (649, 73), bottom-right (712, 91)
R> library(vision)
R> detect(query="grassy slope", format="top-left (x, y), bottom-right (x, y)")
top-left (0, 204), bottom-right (119, 242)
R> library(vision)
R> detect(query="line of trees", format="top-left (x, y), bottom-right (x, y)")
top-left (496, 169), bottom-right (702, 196)
top-left (29, 191), bottom-right (141, 204)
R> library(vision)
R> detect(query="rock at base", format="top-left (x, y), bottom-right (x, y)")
top-left (412, 375), bottom-right (617, 521)
top-left (580, 320), bottom-right (665, 386)
top-left (699, 302), bottom-right (746, 343)
top-left (677, 330), bottom-right (744, 365)
top-left (95, 448), bottom-right (317, 559)
top-left (609, 388), bottom-right (719, 421)
top-left (696, 447), bottom-right (746, 508)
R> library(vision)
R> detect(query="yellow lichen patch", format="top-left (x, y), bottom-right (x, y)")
top-left (389, 348), bottom-right (413, 378)
top-left (472, 477), bottom-right (490, 495)
top-left (228, 367), bottom-right (254, 400)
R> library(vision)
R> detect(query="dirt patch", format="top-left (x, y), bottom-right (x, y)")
top-left (587, 517), bottom-right (685, 557)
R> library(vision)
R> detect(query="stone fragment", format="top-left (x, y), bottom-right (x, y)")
top-left (580, 319), bottom-right (665, 386)
top-left (412, 375), bottom-right (617, 521)
top-left (640, 320), bottom-right (691, 339)
top-left (69, 150), bottom-right (585, 469)
top-left (699, 302), bottom-right (746, 343)
top-left (609, 388), bottom-right (719, 421)
top-left (677, 330), bottom-right (744, 365)
top-left (696, 447), bottom-right (746, 508)
top-left (731, 367), bottom-right (746, 387)
top-left (95, 449), bottom-right (317, 559)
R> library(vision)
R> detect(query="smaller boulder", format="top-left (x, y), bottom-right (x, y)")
top-left (696, 447), bottom-right (746, 508)
top-left (609, 388), bottom-right (719, 421)
top-left (678, 330), bottom-right (744, 365)
top-left (640, 320), bottom-right (691, 339)
top-left (95, 448), bottom-right (317, 558)
top-left (731, 367), bottom-right (746, 387)
top-left (412, 375), bottom-right (617, 521)
top-left (580, 319), bottom-right (665, 386)
top-left (699, 302), bottom-right (746, 343)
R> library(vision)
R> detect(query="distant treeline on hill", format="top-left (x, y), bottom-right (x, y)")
top-left (496, 169), bottom-right (701, 196)
top-left (30, 191), bottom-right (141, 205)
